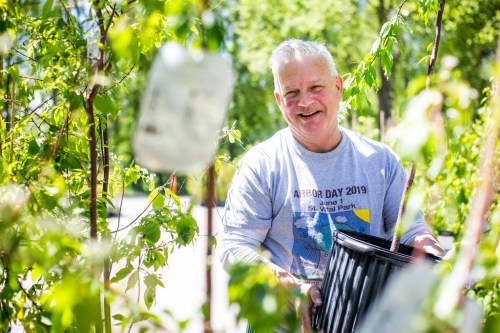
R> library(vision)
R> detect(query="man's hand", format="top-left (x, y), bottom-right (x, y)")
top-left (270, 263), bottom-right (323, 332)
top-left (411, 233), bottom-right (447, 258)
top-left (297, 284), bottom-right (323, 333)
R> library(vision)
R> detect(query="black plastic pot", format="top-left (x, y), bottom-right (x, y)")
top-left (313, 230), bottom-right (441, 333)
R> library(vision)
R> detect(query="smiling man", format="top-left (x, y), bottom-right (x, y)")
top-left (220, 39), bottom-right (445, 332)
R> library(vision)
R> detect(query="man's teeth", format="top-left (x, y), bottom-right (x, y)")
top-left (302, 111), bottom-right (318, 116)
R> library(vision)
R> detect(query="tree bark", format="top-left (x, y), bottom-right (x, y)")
top-left (427, 0), bottom-right (446, 86)
top-left (204, 165), bottom-right (215, 333)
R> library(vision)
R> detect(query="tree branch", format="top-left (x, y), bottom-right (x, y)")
top-left (426, 0), bottom-right (446, 86)
top-left (25, 93), bottom-right (61, 117)
top-left (12, 48), bottom-right (36, 62)
top-left (10, 80), bottom-right (15, 163)
top-left (390, 164), bottom-right (416, 252)
top-left (101, 65), bottom-right (135, 94)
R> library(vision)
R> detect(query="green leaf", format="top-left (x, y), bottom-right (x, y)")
top-left (151, 193), bottom-right (165, 210)
top-left (111, 265), bottom-right (133, 283)
top-left (228, 132), bottom-right (235, 143)
top-left (398, 16), bottom-right (412, 33)
top-left (385, 38), bottom-right (394, 54)
top-left (144, 287), bottom-right (156, 309)
top-left (208, 235), bottom-right (217, 248)
top-left (42, 0), bottom-right (54, 17)
top-left (370, 38), bottom-right (382, 54)
top-left (380, 22), bottom-right (391, 38)
top-left (344, 86), bottom-right (360, 99)
top-left (125, 168), bottom-right (140, 185)
top-left (28, 139), bottom-right (40, 155)
top-left (174, 215), bottom-right (198, 246)
top-left (143, 222), bottom-right (161, 244)
top-left (380, 49), bottom-right (393, 78)
top-left (364, 64), bottom-right (377, 88)
top-left (112, 314), bottom-right (126, 322)
top-left (126, 270), bottom-right (139, 292)
top-left (144, 273), bottom-right (159, 288)
top-left (148, 188), bottom-right (159, 204)
top-left (65, 154), bottom-right (84, 169)
top-left (165, 187), bottom-right (181, 209)
top-left (94, 95), bottom-right (116, 116)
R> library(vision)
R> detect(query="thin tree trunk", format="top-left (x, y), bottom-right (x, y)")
top-left (101, 116), bottom-right (112, 333)
top-left (0, 53), bottom-right (3, 155)
top-left (202, 1), bottom-right (215, 331)
top-left (204, 167), bottom-right (215, 333)
top-left (9, 80), bottom-right (15, 163)
top-left (84, 95), bottom-right (102, 333)
top-left (390, 164), bottom-right (415, 251)
top-left (84, 97), bottom-right (98, 237)
top-left (85, 2), bottom-right (110, 332)
top-left (427, 0), bottom-right (446, 85)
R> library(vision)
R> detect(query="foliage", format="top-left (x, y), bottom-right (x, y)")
top-left (0, 0), bottom-right (220, 331)
top-left (186, 157), bottom-right (238, 205)
top-left (343, 7), bottom-right (411, 113)
top-left (386, 55), bottom-right (499, 331)
top-left (228, 261), bottom-right (302, 332)
top-left (440, 0), bottom-right (500, 90)
top-left (187, 123), bottom-right (242, 204)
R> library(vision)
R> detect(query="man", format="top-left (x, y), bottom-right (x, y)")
top-left (220, 39), bottom-right (445, 332)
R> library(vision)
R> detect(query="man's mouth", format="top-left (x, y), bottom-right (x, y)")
top-left (299, 110), bottom-right (320, 118)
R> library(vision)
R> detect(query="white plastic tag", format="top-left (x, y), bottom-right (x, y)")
top-left (133, 42), bottom-right (233, 174)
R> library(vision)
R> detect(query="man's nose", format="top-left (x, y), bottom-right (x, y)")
top-left (298, 92), bottom-right (313, 107)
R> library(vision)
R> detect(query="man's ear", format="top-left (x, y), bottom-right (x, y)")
top-left (335, 75), bottom-right (343, 96)
top-left (274, 90), bottom-right (283, 107)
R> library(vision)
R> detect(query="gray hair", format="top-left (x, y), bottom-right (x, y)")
top-left (269, 39), bottom-right (338, 90)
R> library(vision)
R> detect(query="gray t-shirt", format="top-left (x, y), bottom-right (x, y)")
top-left (220, 127), bottom-right (432, 284)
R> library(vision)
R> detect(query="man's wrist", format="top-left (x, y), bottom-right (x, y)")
top-left (269, 263), bottom-right (301, 288)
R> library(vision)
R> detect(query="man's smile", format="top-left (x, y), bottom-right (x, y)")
top-left (299, 110), bottom-right (321, 118)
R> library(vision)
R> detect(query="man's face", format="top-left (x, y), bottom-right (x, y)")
top-left (274, 56), bottom-right (343, 152)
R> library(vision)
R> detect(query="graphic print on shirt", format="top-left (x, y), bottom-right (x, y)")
top-left (290, 209), bottom-right (370, 280)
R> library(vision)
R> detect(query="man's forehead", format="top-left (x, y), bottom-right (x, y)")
top-left (277, 60), bottom-right (331, 86)
top-left (277, 55), bottom-right (328, 70)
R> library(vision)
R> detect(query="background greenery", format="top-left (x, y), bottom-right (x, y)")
top-left (0, 0), bottom-right (499, 332)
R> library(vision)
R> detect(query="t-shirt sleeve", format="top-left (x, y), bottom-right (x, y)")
top-left (219, 150), bottom-right (274, 271)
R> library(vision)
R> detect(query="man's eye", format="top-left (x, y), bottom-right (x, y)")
top-left (285, 90), bottom-right (299, 98)
top-left (311, 85), bottom-right (323, 92)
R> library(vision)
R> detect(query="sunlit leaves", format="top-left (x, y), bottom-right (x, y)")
top-left (418, 0), bottom-right (440, 25)
top-left (94, 94), bottom-right (117, 118)
top-left (126, 270), bottom-right (139, 292)
top-left (228, 262), bottom-right (302, 332)
top-left (1, 0), bottom-right (210, 331)
top-left (343, 13), bottom-right (410, 112)
top-left (111, 264), bottom-right (134, 284)
top-left (144, 273), bottom-right (164, 309)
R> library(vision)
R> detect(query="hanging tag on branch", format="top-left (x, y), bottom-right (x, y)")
top-left (133, 42), bottom-right (234, 174)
